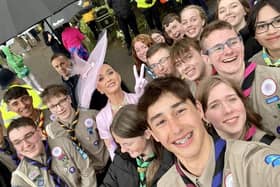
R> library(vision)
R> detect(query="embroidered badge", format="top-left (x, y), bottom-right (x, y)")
top-left (265, 95), bottom-right (280, 104)
top-left (28, 170), bottom-right (40, 180)
top-left (72, 142), bottom-right (88, 160)
top-left (50, 114), bottom-right (56, 121)
top-left (261, 79), bottom-right (277, 96)
top-left (224, 173), bottom-right (233, 187)
top-left (69, 166), bottom-right (76, 174)
top-left (264, 154), bottom-right (280, 167)
top-left (84, 118), bottom-right (94, 128)
top-left (37, 178), bottom-right (44, 187)
top-left (51, 146), bottom-right (65, 160)
top-left (276, 126), bottom-right (280, 135)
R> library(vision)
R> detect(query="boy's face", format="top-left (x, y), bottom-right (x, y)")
top-left (45, 94), bottom-right (73, 121)
top-left (51, 56), bottom-right (71, 78)
top-left (164, 20), bottom-right (184, 41)
top-left (8, 95), bottom-right (34, 118)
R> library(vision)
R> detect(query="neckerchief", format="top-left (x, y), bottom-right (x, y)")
top-left (175, 135), bottom-right (226, 187)
top-left (241, 62), bottom-right (257, 97)
top-left (36, 110), bottom-right (47, 138)
top-left (0, 138), bottom-right (20, 166)
top-left (244, 125), bottom-right (257, 141)
top-left (24, 141), bottom-right (68, 187)
top-left (136, 153), bottom-right (156, 187)
top-left (58, 110), bottom-right (81, 147)
top-left (262, 48), bottom-right (280, 67)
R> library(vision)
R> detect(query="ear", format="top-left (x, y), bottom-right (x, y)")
top-left (202, 19), bottom-right (206, 27)
top-left (201, 50), bottom-right (212, 65)
top-left (195, 100), bottom-right (206, 120)
top-left (144, 129), bottom-right (152, 140)
top-left (146, 128), bottom-right (159, 142)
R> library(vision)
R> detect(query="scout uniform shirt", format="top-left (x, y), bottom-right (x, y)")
top-left (252, 127), bottom-right (280, 152)
top-left (46, 109), bottom-right (109, 171)
top-left (0, 137), bottom-right (19, 172)
top-left (11, 137), bottom-right (97, 187)
top-left (157, 138), bottom-right (280, 187)
top-left (248, 65), bottom-right (280, 138)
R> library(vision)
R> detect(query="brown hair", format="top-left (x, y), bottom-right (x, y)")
top-left (111, 104), bottom-right (163, 187)
top-left (146, 43), bottom-right (170, 63)
top-left (199, 20), bottom-right (236, 50)
top-left (138, 76), bottom-right (195, 124)
top-left (216, 0), bottom-right (250, 19)
top-left (196, 75), bottom-right (263, 131)
top-left (162, 13), bottom-right (181, 28)
top-left (180, 5), bottom-right (208, 24)
top-left (132, 34), bottom-right (154, 71)
top-left (170, 37), bottom-right (201, 65)
top-left (50, 53), bottom-right (69, 63)
top-left (8, 117), bottom-right (37, 139)
top-left (4, 87), bottom-right (29, 104)
top-left (41, 84), bottom-right (69, 104)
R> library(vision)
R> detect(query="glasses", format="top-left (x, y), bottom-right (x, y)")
top-left (150, 56), bottom-right (170, 70)
top-left (204, 36), bottom-right (242, 55)
top-left (255, 15), bottom-right (280, 34)
top-left (12, 129), bottom-right (37, 147)
top-left (48, 97), bottom-right (68, 110)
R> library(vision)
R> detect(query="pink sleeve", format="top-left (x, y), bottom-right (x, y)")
top-left (75, 28), bottom-right (85, 41)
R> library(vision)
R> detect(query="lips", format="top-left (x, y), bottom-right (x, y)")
top-left (106, 81), bottom-right (116, 88)
top-left (266, 35), bottom-right (280, 42)
top-left (223, 116), bottom-right (238, 125)
top-left (222, 56), bottom-right (237, 63)
top-left (173, 131), bottom-right (193, 146)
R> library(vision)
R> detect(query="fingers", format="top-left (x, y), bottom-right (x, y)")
top-left (133, 65), bottom-right (138, 79)
top-left (140, 64), bottom-right (145, 79)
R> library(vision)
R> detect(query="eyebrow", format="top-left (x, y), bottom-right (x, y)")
top-left (149, 100), bottom-right (185, 123)
top-left (207, 94), bottom-right (237, 105)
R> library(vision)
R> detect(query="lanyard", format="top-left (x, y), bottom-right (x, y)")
top-left (242, 62), bottom-right (257, 97)
top-left (175, 136), bottom-right (226, 187)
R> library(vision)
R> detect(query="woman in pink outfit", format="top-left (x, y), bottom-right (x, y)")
top-left (61, 23), bottom-right (89, 60)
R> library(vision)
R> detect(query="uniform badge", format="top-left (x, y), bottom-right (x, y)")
top-left (51, 146), bottom-right (65, 160)
top-left (50, 114), bottom-right (56, 121)
top-left (84, 118), bottom-right (94, 128)
top-left (261, 78), bottom-right (277, 96)
top-left (264, 154), bottom-right (280, 167)
top-left (224, 173), bottom-right (233, 187)
top-left (69, 166), bottom-right (76, 174)
top-left (28, 170), bottom-right (40, 180)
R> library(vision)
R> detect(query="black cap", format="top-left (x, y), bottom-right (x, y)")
top-left (0, 68), bottom-right (16, 90)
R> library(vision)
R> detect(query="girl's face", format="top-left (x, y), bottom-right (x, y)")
top-left (204, 82), bottom-right (247, 139)
top-left (151, 33), bottom-right (166, 44)
top-left (97, 64), bottom-right (122, 96)
top-left (134, 41), bottom-right (149, 63)
top-left (254, 5), bottom-right (280, 54)
top-left (218, 0), bottom-right (247, 31)
top-left (113, 131), bottom-right (151, 158)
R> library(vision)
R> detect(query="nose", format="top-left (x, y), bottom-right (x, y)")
top-left (222, 102), bottom-right (233, 114)
top-left (18, 101), bottom-right (26, 110)
top-left (169, 117), bottom-right (181, 135)
top-left (223, 44), bottom-right (234, 54)
top-left (22, 139), bottom-right (32, 150)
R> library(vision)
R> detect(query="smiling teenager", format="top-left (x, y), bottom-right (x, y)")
top-left (200, 20), bottom-right (280, 138)
top-left (8, 117), bottom-right (97, 187)
top-left (196, 75), bottom-right (280, 151)
top-left (101, 104), bottom-right (173, 187)
top-left (248, 0), bottom-right (280, 67)
top-left (138, 76), bottom-right (280, 186)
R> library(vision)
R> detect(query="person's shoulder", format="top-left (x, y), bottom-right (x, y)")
top-left (255, 64), bottom-right (280, 78)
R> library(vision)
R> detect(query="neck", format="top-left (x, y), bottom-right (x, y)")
top-left (108, 90), bottom-right (125, 106)
top-left (221, 64), bottom-right (245, 87)
top-left (235, 20), bottom-right (246, 32)
top-left (140, 141), bottom-right (154, 160)
top-left (178, 134), bottom-right (212, 177)
top-left (267, 49), bottom-right (280, 61)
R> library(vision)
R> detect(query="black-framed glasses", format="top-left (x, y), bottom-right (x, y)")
top-left (203, 35), bottom-right (242, 55)
top-left (12, 129), bottom-right (37, 147)
top-left (255, 15), bottom-right (280, 34)
top-left (150, 56), bottom-right (170, 70)
top-left (48, 97), bottom-right (68, 110)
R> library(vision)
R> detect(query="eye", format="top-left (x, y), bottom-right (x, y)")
top-left (175, 108), bottom-right (186, 116)
top-left (98, 76), bottom-right (104, 82)
top-left (208, 102), bottom-right (220, 109)
top-left (175, 62), bottom-right (182, 68)
top-left (212, 44), bottom-right (224, 52)
top-left (231, 3), bottom-right (238, 8)
top-left (154, 119), bottom-right (166, 127)
top-left (256, 24), bottom-right (266, 31)
top-left (108, 70), bottom-right (114, 75)
top-left (13, 141), bottom-right (21, 146)
top-left (228, 96), bottom-right (238, 102)
top-left (218, 8), bottom-right (225, 15)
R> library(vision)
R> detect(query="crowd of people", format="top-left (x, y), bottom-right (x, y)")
top-left (1, 0), bottom-right (280, 186)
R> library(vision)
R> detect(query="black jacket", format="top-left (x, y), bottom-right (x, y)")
top-left (239, 25), bottom-right (262, 61)
top-left (107, 0), bottom-right (134, 19)
top-left (100, 149), bottom-right (174, 187)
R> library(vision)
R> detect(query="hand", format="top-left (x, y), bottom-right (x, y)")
top-left (133, 64), bottom-right (147, 95)
top-left (70, 52), bottom-right (92, 78)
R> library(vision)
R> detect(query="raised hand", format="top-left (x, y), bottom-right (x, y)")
top-left (133, 63), bottom-right (148, 95)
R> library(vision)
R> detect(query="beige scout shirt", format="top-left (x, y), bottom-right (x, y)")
top-left (46, 109), bottom-right (109, 171)
top-left (249, 65), bottom-right (280, 137)
top-left (250, 51), bottom-right (265, 66)
top-left (11, 137), bottom-right (96, 187)
top-left (158, 139), bottom-right (280, 187)
top-left (253, 128), bottom-right (280, 152)
top-left (0, 138), bottom-right (17, 172)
